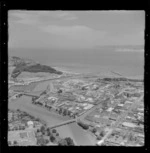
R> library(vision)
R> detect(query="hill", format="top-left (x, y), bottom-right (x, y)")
top-left (9, 56), bottom-right (63, 78)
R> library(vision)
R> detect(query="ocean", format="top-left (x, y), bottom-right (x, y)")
top-left (9, 47), bottom-right (144, 78)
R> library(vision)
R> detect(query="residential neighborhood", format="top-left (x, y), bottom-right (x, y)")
top-left (8, 73), bottom-right (144, 146)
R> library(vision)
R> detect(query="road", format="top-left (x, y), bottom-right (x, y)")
top-left (10, 79), bottom-right (136, 129)
top-left (9, 95), bottom-right (96, 146)
top-left (98, 95), bottom-right (144, 145)
top-left (78, 86), bottom-right (130, 121)
top-left (78, 98), bottom-right (109, 121)
top-left (9, 73), bottom-right (143, 143)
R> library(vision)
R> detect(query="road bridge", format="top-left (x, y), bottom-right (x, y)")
top-left (48, 119), bottom-right (76, 129)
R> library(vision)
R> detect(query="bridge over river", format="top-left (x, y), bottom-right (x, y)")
top-left (48, 119), bottom-right (76, 129)
top-left (17, 91), bottom-right (41, 98)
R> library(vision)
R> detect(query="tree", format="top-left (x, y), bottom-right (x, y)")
top-left (56, 108), bottom-right (58, 112)
top-left (46, 84), bottom-right (51, 93)
top-left (77, 121), bottom-right (89, 130)
top-left (20, 126), bottom-right (25, 130)
top-left (67, 111), bottom-right (71, 116)
top-left (74, 112), bottom-right (78, 117)
top-left (35, 130), bottom-right (43, 137)
top-left (50, 136), bottom-right (56, 143)
top-left (40, 126), bottom-right (46, 135)
top-left (44, 139), bottom-right (49, 145)
top-left (99, 130), bottom-right (105, 137)
top-left (59, 108), bottom-right (63, 114)
top-left (47, 128), bottom-right (52, 136)
top-left (37, 129), bottom-right (40, 133)
top-left (13, 140), bottom-right (18, 146)
top-left (97, 135), bottom-right (102, 140)
top-left (72, 113), bottom-right (75, 118)
top-left (129, 133), bottom-right (135, 142)
top-left (8, 141), bottom-right (12, 146)
top-left (32, 96), bottom-right (38, 103)
top-left (65, 137), bottom-right (75, 146)
top-left (48, 106), bottom-right (52, 110)
top-left (35, 118), bottom-right (40, 122)
top-left (16, 109), bottom-right (20, 112)
top-left (58, 89), bottom-right (62, 94)
top-left (63, 109), bottom-right (67, 116)
top-left (52, 129), bottom-right (57, 134)
top-left (58, 139), bottom-right (68, 146)
top-left (37, 137), bottom-right (47, 146)
top-left (40, 91), bottom-right (47, 96)
top-left (14, 127), bottom-right (18, 131)
top-left (91, 127), bottom-right (97, 133)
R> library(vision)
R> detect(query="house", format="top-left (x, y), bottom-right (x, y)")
top-left (84, 104), bottom-right (93, 110)
top-left (92, 84), bottom-right (99, 90)
top-left (27, 121), bottom-right (34, 129)
top-left (106, 107), bottom-right (114, 112)
top-left (96, 140), bottom-right (104, 146)
top-left (122, 122), bottom-right (137, 128)
top-left (82, 103), bottom-right (88, 106)
top-left (45, 101), bottom-right (52, 108)
top-left (94, 115), bottom-right (100, 118)
top-left (68, 107), bottom-right (74, 111)
top-left (86, 97), bottom-right (94, 103)
top-left (47, 96), bottom-right (58, 102)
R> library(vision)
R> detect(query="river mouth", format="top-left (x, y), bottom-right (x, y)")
top-left (9, 95), bottom-right (95, 146)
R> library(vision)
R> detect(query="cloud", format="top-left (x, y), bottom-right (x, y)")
top-left (64, 16), bottom-right (78, 20)
top-left (54, 11), bottom-right (78, 20)
top-left (10, 11), bottom-right (78, 26)
top-left (40, 25), bottom-right (93, 35)
top-left (40, 25), bottom-right (107, 46)
top-left (40, 24), bottom-right (144, 47)
top-left (10, 11), bottom-right (39, 25)
top-left (9, 11), bottom-right (144, 48)
top-left (55, 12), bottom-right (70, 17)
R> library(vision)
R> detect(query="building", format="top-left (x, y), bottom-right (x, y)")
top-left (96, 140), bottom-right (104, 146)
top-left (122, 122), bottom-right (137, 128)
top-left (48, 96), bottom-right (58, 101)
top-left (86, 97), bottom-right (94, 103)
top-left (84, 104), bottom-right (93, 110)
top-left (27, 121), bottom-right (34, 129)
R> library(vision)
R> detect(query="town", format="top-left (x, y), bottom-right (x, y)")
top-left (8, 73), bottom-right (144, 146)
top-left (8, 109), bottom-right (75, 146)
top-left (8, 10), bottom-right (145, 147)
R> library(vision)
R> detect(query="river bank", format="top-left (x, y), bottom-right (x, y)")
top-left (9, 95), bottom-right (94, 145)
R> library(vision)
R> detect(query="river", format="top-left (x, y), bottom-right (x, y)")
top-left (9, 95), bottom-right (96, 145)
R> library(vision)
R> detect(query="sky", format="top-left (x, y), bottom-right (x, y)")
top-left (9, 10), bottom-right (145, 50)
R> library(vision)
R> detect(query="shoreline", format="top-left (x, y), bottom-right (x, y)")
top-left (50, 64), bottom-right (143, 79)
top-left (10, 71), bottom-right (143, 91)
